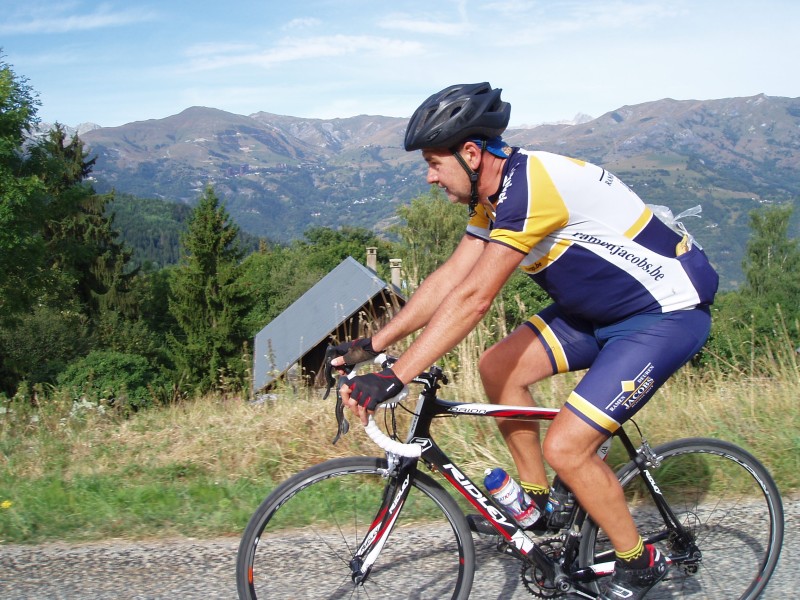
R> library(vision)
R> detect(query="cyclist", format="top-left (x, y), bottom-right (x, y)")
top-left (335, 82), bottom-right (718, 600)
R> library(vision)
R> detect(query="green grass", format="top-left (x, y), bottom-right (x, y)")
top-left (0, 466), bottom-right (269, 542)
top-left (1, 333), bottom-right (798, 544)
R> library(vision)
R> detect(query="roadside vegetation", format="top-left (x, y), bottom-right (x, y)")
top-left (1, 317), bottom-right (798, 544)
top-left (1, 52), bottom-right (798, 545)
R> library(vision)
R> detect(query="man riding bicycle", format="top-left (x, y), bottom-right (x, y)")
top-left (335, 82), bottom-right (718, 600)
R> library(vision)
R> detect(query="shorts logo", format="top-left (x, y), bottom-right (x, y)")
top-left (606, 363), bottom-right (656, 412)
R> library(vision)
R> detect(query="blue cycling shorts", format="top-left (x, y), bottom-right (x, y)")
top-left (524, 305), bottom-right (711, 435)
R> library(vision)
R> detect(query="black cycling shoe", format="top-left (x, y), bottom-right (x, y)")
top-left (597, 545), bottom-right (668, 600)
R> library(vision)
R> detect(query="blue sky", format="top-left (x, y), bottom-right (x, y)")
top-left (3, 0), bottom-right (799, 128)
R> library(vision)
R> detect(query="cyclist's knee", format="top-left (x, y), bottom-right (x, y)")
top-left (543, 433), bottom-right (581, 474)
top-left (543, 416), bottom-right (606, 475)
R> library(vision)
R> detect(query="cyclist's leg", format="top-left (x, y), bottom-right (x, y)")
top-left (543, 307), bottom-right (712, 554)
top-left (545, 410), bottom-right (641, 551)
top-left (478, 325), bottom-right (550, 485)
top-left (479, 304), bottom-right (599, 487)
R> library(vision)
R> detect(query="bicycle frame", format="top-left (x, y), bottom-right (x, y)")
top-left (342, 364), bottom-right (697, 597)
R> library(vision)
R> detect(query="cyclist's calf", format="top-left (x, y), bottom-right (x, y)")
top-left (543, 410), bottom-right (641, 551)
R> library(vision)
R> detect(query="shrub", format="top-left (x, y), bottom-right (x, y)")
top-left (57, 351), bottom-right (168, 411)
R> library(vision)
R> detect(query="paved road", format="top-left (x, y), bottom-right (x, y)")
top-left (1, 498), bottom-right (795, 599)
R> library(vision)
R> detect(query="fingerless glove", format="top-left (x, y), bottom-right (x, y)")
top-left (333, 337), bottom-right (379, 368)
top-left (346, 367), bottom-right (403, 411)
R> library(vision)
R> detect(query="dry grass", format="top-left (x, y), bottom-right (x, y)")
top-left (1, 322), bottom-right (797, 543)
top-left (5, 327), bottom-right (797, 489)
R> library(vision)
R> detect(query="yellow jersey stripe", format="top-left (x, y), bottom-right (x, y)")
top-left (623, 207), bottom-right (653, 240)
top-left (520, 238), bottom-right (572, 273)
top-left (491, 155), bottom-right (569, 252)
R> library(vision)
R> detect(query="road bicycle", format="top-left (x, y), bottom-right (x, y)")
top-left (236, 352), bottom-right (784, 599)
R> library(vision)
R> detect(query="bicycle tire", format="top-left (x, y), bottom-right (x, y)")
top-left (236, 456), bottom-right (475, 599)
top-left (578, 437), bottom-right (784, 599)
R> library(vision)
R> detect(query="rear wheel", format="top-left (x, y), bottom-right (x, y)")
top-left (579, 438), bottom-right (784, 599)
top-left (236, 456), bottom-right (475, 599)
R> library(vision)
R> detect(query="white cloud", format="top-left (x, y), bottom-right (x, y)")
top-left (184, 43), bottom-right (259, 58)
top-left (283, 17), bottom-right (322, 30)
top-left (377, 14), bottom-right (473, 36)
top-left (0, 4), bottom-right (157, 35)
top-left (183, 35), bottom-right (425, 72)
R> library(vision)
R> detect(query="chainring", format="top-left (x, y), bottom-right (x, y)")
top-left (520, 537), bottom-right (566, 598)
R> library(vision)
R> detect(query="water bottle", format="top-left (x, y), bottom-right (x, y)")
top-left (545, 476), bottom-right (576, 530)
top-left (484, 467), bottom-right (541, 528)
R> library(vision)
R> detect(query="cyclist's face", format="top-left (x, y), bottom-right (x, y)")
top-left (421, 148), bottom-right (472, 204)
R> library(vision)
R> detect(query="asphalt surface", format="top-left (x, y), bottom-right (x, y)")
top-left (0, 497), bottom-right (795, 599)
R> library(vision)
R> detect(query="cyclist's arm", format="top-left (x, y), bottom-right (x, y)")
top-left (371, 233), bottom-right (487, 351)
top-left (389, 240), bottom-right (525, 383)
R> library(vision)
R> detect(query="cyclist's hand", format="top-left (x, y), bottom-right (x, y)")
top-left (330, 338), bottom-right (379, 373)
top-left (340, 367), bottom-right (403, 424)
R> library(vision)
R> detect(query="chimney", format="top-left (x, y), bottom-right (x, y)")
top-left (390, 258), bottom-right (402, 289)
top-left (366, 247), bottom-right (378, 272)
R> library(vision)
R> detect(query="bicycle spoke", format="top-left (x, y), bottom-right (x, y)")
top-left (237, 457), bottom-right (474, 599)
top-left (580, 438), bottom-right (783, 600)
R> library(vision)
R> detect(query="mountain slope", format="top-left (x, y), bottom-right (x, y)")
top-left (81, 95), bottom-right (800, 289)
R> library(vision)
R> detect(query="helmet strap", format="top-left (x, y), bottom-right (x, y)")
top-left (451, 140), bottom-right (486, 217)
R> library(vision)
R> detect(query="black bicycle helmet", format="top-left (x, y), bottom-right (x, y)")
top-left (404, 82), bottom-right (510, 151)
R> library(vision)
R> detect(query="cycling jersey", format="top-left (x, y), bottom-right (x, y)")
top-left (466, 149), bottom-right (718, 325)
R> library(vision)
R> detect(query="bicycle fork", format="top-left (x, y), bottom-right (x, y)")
top-left (348, 456), bottom-right (418, 585)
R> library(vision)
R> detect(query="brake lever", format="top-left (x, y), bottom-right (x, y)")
top-left (323, 346), bottom-right (350, 445)
top-left (332, 386), bottom-right (350, 445)
top-left (322, 346), bottom-right (337, 399)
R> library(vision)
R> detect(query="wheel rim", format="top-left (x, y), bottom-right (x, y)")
top-left (585, 440), bottom-right (783, 599)
top-left (240, 459), bottom-right (471, 599)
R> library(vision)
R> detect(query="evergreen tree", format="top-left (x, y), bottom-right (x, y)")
top-left (742, 205), bottom-right (800, 307)
top-left (26, 125), bottom-right (136, 318)
top-left (169, 186), bottom-right (253, 393)
top-left (708, 204), bottom-right (800, 369)
top-left (0, 55), bottom-right (45, 322)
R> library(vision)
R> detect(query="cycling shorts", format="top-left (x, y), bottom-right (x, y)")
top-left (525, 305), bottom-right (711, 435)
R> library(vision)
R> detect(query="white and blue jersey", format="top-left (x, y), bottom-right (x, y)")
top-left (467, 149), bottom-right (718, 434)
top-left (466, 149), bottom-right (718, 325)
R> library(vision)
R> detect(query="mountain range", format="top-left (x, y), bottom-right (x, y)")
top-left (67, 94), bottom-right (800, 289)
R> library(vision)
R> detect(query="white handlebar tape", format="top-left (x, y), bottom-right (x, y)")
top-left (364, 416), bottom-right (422, 458)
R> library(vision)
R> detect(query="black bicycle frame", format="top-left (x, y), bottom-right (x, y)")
top-left (343, 366), bottom-right (692, 595)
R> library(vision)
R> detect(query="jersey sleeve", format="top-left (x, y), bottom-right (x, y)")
top-left (465, 204), bottom-right (492, 241)
top-left (490, 154), bottom-right (570, 253)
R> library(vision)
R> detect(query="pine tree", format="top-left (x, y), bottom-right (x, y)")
top-left (742, 205), bottom-right (800, 305)
top-left (0, 55), bottom-right (45, 322)
top-left (708, 204), bottom-right (800, 369)
top-left (169, 186), bottom-right (253, 393)
top-left (26, 124), bottom-right (136, 317)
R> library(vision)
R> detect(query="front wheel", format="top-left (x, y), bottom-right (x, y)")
top-left (236, 456), bottom-right (475, 599)
top-left (579, 438), bottom-right (784, 599)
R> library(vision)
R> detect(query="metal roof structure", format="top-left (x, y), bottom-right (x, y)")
top-left (252, 256), bottom-right (404, 392)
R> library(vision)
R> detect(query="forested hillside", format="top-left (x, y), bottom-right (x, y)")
top-left (78, 95), bottom-right (800, 288)
top-left (2, 56), bottom-right (799, 411)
